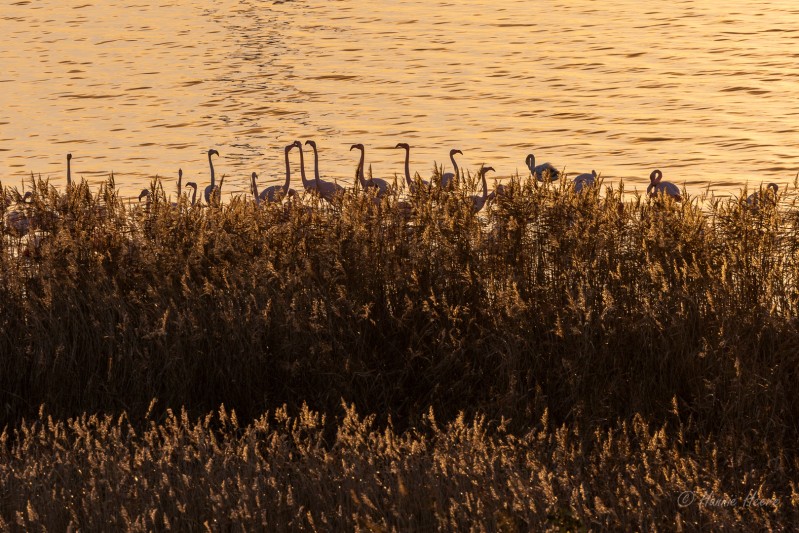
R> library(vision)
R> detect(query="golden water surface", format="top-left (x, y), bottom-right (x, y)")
top-left (2, 0), bottom-right (799, 197)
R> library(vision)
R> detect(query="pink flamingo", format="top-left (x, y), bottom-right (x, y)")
top-left (203, 149), bottom-right (220, 204)
top-left (746, 183), bottom-right (778, 208)
top-left (471, 166), bottom-right (494, 213)
top-left (257, 142), bottom-right (297, 203)
top-left (647, 170), bottom-right (681, 201)
top-left (350, 144), bottom-right (389, 197)
top-left (395, 143), bottom-right (430, 192)
top-left (573, 170), bottom-right (597, 193)
top-left (305, 140), bottom-right (344, 202)
top-left (441, 149), bottom-right (463, 189)
top-left (526, 152), bottom-right (560, 182)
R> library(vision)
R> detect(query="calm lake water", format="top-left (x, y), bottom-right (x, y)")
top-left (2, 0), bottom-right (799, 197)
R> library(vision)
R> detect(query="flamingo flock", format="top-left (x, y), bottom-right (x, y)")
top-left (3, 144), bottom-right (790, 242)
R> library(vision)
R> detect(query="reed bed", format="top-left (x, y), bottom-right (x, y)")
top-left (1, 171), bottom-right (798, 529)
top-left (1, 403), bottom-right (795, 531)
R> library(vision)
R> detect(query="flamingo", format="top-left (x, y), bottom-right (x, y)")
top-left (250, 172), bottom-right (265, 205)
top-left (395, 143), bottom-right (429, 193)
top-left (487, 184), bottom-right (506, 203)
top-left (471, 166), bottom-right (494, 213)
top-left (138, 189), bottom-right (151, 211)
top-left (305, 140), bottom-right (344, 202)
top-left (526, 152), bottom-right (560, 182)
top-left (441, 149), bottom-right (463, 189)
top-left (184, 182), bottom-right (198, 206)
top-left (746, 183), bottom-right (778, 208)
top-left (4, 192), bottom-right (34, 237)
top-left (171, 168), bottom-right (183, 207)
top-left (203, 149), bottom-right (220, 204)
top-left (294, 140), bottom-right (319, 195)
top-left (258, 142), bottom-right (297, 203)
top-left (66, 153), bottom-right (73, 188)
top-left (350, 144), bottom-right (389, 196)
top-left (647, 169), bottom-right (681, 201)
top-left (573, 170), bottom-right (597, 193)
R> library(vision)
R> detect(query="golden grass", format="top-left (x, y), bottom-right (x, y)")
top-left (1, 403), bottom-right (795, 531)
top-left (1, 171), bottom-right (798, 529)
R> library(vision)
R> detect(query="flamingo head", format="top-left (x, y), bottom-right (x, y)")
top-left (67, 153), bottom-right (72, 162)
top-left (768, 183), bottom-right (779, 195)
top-left (647, 170), bottom-right (663, 196)
top-left (138, 189), bottom-right (150, 201)
top-left (208, 149), bottom-right (219, 158)
top-left (481, 166), bottom-right (495, 176)
top-left (178, 168), bottom-right (182, 179)
top-left (22, 191), bottom-right (33, 203)
top-left (525, 153), bottom-right (534, 169)
top-left (305, 140), bottom-right (317, 149)
top-left (395, 143), bottom-right (409, 151)
top-left (649, 169), bottom-right (663, 184)
top-left (293, 140), bottom-right (302, 149)
top-left (450, 149), bottom-right (462, 157)
top-left (185, 182), bottom-right (197, 191)
top-left (350, 143), bottom-right (364, 152)
top-left (285, 142), bottom-right (296, 152)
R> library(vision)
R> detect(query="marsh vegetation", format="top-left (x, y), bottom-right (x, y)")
top-left (1, 171), bottom-right (797, 530)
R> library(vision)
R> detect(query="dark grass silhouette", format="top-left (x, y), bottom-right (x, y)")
top-left (1, 170), bottom-right (797, 529)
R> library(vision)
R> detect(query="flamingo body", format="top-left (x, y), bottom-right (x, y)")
top-left (746, 183), bottom-right (778, 208)
top-left (526, 153), bottom-right (560, 181)
top-left (573, 170), bottom-right (597, 193)
top-left (306, 140), bottom-right (344, 202)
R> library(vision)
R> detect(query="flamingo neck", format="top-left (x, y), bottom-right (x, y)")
top-left (311, 145), bottom-right (320, 184)
top-left (297, 144), bottom-right (311, 187)
top-left (67, 157), bottom-right (71, 187)
top-left (451, 152), bottom-right (459, 180)
top-left (403, 148), bottom-right (412, 189)
top-left (208, 153), bottom-right (216, 187)
top-left (190, 187), bottom-right (196, 206)
top-left (177, 170), bottom-right (182, 196)
top-left (251, 174), bottom-right (259, 202)
top-left (481, 171), bottom-right (488, 199)
top-left (283, 148), bottom-right (292, 193)
top-left (356, 147), bottom-right (366, 186)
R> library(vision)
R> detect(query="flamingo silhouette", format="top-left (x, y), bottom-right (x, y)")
top-left (526, 152), bottom-right (560, 182)
top-left (441, 149), bottom-right (463, 189)
top-left (4, 191), bottom-right (34, 237)
top-left (647, 169), bottom-right (681, 201)
top-left (746, 183), bottom-right (778, 208)
top-left (203, 149), bottom-right (220, 204)
top-left (305, 140), bottom-right (344, 202)
top-left (66, 153), bottom-right (73, 188)
top-left (395, 143), bottom-right (429, 193)
top-left (572, 170), bottom-right (597, 193)
top-left (258, 142), bottom-right (297, 203)
top-left (170, 169), bottom-right (183, 207)
top-left (184, 182), bottom-right (198, 206)
top-left (471, 166), bottom-right (494, 213)
top-left (350, 144), bottom-right (389, 197)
